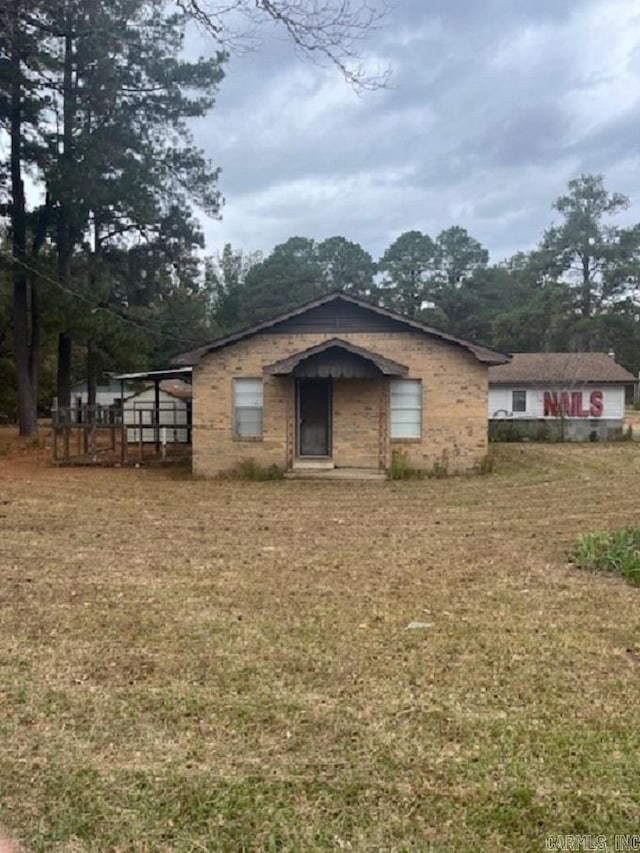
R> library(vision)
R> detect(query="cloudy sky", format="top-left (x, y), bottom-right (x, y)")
top-left (191, 0), bottom-right (640, 264)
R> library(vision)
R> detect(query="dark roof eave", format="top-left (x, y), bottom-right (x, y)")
top-left (171, 292), bottom-right (509, 366)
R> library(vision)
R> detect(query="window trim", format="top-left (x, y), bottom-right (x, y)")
top-left (233, 377), bottom-right (264, 440)
top-left (389, 378), bottom-right (423, 441)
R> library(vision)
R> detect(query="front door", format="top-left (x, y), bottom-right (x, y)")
top-left (297, 378), bottom-right (331, 456)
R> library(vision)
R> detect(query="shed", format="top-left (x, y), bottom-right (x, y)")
top-left (124, 381), bottom-right (191, 444)
top-left (67, 376), bottom-right (136, 421)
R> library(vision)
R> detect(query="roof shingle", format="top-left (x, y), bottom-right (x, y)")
top-left (489, 353), bottom-right (635, 385)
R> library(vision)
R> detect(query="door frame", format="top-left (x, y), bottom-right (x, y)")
top-left (295, 377), bottom-right (332, 457)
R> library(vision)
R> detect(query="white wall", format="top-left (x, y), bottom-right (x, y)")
top-left (488, 385), bottom-right (625, 420)
top-left (124, 388), bottom-right (189, 443)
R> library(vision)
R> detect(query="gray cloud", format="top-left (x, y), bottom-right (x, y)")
top-left (191, 0), bottom-right (640, 262)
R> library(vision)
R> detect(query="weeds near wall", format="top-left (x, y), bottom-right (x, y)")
top-left (428, 458), bottom-right (449, 479)
top-left (569, 528), bottom-right (640, 586)
top-left (490, 421), bottom-right (554, 443)
top-left (220, 459), bottom-right (285, 481)
top-left (490, 422), bottom-right (528, 443)
top-left (477, 452), bottom-right (495, 475)
top-left (388, 451), bottom-right (449, 480)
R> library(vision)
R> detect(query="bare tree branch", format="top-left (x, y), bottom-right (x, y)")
top-left (174, 0), bottom-right (392, 90)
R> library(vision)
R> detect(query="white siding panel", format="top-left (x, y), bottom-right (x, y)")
top-left (489, 385), bottom-right (625, 420)
top-left (124, 388), bottom-right (189, 442)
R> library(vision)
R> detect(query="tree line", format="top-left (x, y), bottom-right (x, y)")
top-left (1, 7), bottom-right (638, 435)
top-left (0, 0), bottom-right (388, 435)
top-left (207, 173), bottom-right (640, 373)
top-left (2, 169), bottom-right (640, 428)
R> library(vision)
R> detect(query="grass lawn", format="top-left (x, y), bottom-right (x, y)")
top-left (1, 435), bottom-right (640, 851)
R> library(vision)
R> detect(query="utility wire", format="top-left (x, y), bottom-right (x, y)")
top-left (3, 250), bottom-right (208, 348)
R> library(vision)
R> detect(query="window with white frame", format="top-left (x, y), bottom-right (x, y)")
top-left (512, 389), bottom-right (527, 413)
top-left (233, 378), bottom-right (263, 438)
top-left (390, 379), bottom-right (422, 439)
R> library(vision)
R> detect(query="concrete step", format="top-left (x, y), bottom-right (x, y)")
top-left (285, 467), bottom-right (386, 481)
top-left (291, 458), bottom-right (335, 471)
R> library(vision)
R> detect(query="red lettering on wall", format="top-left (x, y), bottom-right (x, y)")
top-left (544, 391), bottom-right (559, 416)
top-left (572, 391), bottom-right (590, 417)
top-left (543, 389), bottom-right (604, 417)
top-left (589, 390), bottom-right (603, 417)
top-left (560, 391), bottom-right (573, 416)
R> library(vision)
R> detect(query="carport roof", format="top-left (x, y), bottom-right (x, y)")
top-left (114, 367), bottom-right (192, 383)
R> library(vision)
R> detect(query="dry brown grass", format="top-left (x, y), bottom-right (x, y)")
top-left (1, 432), bottom-right (640, 851)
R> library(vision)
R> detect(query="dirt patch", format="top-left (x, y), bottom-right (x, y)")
top-left (0, 424), bottom-right (53, 481)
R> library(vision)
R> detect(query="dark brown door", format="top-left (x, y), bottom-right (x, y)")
top-left (297, 379), bottom-right (331, 456)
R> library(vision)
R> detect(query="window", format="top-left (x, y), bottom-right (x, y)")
top-left (390, 379), bottom-right (422, 439)
top-left (512, 389), bottom-right (527, 413)
top-left (234, 378), bottom-right (263, 438)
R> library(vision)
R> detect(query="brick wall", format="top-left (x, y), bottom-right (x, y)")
top-left (332, 378), bottom-right (381, 468)
top-left (192, 331), bottom-right (488, 477)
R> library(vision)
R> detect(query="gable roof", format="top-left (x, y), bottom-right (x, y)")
top-left (263, 338), bottom-right (409, 377)
top-left (172, 292), bottom-right (508, 367)
top-left (489, 353), bottom-right (636, 385)
top-left (160, 380), bottom-right (193, 400)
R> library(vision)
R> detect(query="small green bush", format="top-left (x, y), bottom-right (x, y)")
top-left (388, 451), bottom-right (423, 480)
top-left (569, 528), bottom-right (640, 585)
top-left (535, 421), bottom-right (553, 442)
top-left (490, 420), bottom-right (559, 443)
top-left (490, 422), bottom-right (528, 443)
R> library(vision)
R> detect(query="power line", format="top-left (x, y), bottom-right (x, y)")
top-left (3, 250), bottom-right (207, 348)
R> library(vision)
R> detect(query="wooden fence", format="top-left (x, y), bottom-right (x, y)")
top-left (51, 403), bottom-right (191, 465)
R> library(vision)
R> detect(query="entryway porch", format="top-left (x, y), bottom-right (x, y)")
top-left (263, 337), bottom-right (409, 475)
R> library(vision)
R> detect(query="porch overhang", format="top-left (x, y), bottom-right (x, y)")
top-left (263, 338), bottom-right (409, 379)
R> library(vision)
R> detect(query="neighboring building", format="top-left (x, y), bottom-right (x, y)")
top-left (64, 376), bottom-right (136, 424)
top-left (173, 292), bottom-right (508, 477)
top-left (124, 381), bottom-right (191, 443)
top-left (488, 352), bottom-right (636, 441)
top-left (69, 377), bottom-right (135, 410)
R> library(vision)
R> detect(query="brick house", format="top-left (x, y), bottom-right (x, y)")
top-left (173, 293), bottom-right (508, 477)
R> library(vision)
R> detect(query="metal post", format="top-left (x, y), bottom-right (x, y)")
top-left (83, 405), bottom-right (89, 454)
top-left (63, 408), bottom-right (70, 460)
top-left (50, 399), bottom-right (58, 463)
top-left (89, 407), bottom-right (96, 458)
top-left (154, 379), bottom-right (160, 452)
top-left (51, 412), bottom-right (57, 463)
top-left (120, 379), bottom-right (127, 464)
